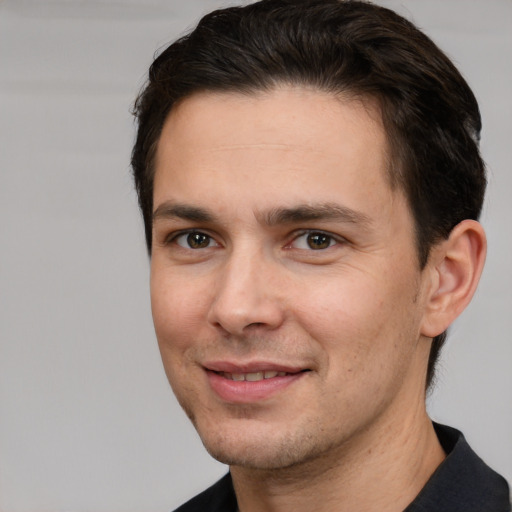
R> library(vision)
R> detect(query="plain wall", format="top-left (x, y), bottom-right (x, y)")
top-left (0, 0), bottom-right (510, 510)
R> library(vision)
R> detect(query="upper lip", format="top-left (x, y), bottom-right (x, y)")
top-left (203, 361), bottom-right (308, 374)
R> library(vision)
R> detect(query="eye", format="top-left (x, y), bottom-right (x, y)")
top-left (291, 231), bottom-right (338, 250)
top-left (174, 231), bottom-right (217, 249)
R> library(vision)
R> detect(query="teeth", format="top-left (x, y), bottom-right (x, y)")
top-left (246, 372), bottom-right (264, 382)
top-left (222, 371), bottom-right (289, 381)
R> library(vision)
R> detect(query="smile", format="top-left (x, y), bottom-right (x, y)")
top-left (219, 371), bottom-right (289, 381)
top-left (205, 366), bottom-right (309, 403)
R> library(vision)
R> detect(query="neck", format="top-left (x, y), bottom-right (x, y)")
top-left (231, 407), bottom-right (445, 512)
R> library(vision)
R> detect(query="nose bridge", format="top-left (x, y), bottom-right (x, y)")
top-left (208, 242), bottom-right (284, 335)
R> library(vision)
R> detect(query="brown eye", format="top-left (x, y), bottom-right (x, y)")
top-left (187, 232), bottom-right (211, 249)
top-left (175, 232), bottom-right (215, 249)
top-left (306, 232), bottom-right (333, 250)
top-left (290, 231), bottom-right (338, 251)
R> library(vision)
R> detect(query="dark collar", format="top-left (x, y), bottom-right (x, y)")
top-left (404, 423), bottom-right (510, 511)
top-left (174, 423), bottom-right (510, 512)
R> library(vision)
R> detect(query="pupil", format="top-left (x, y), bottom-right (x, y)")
top-left (307, 233), bottom-right (330, 250)
top-left (187, 232), bottom-right (209, 249)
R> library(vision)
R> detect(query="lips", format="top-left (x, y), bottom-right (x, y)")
top-left (204, 361), bottom-right (306, 374)
top-left (219, 370), bottom-right (289, 381)
top-left (204, 362), bottom-right (309, 403)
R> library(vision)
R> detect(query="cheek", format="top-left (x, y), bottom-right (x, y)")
top-left (150, 274), bottom-right (208, 403)
top-left (150, 269), bottom-right (211, 352)
top-left (293, 270), bottom-right (418, 367)
top-left (294, 274), bottom-right (387, 337)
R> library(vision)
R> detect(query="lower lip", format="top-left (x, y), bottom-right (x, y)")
top-left (206, 371), bottom-right (305, 403)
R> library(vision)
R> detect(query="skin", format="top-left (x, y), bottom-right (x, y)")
top-left (150, 87), bottom-right (485, 511)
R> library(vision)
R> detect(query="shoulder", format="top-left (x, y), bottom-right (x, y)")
top-left (172, 473), bottom-right (237, 512)
top-left (406, 423), bottom-right (511, 512)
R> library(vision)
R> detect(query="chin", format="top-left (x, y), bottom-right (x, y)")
top-left (195, 419), bottom-right (332, 471)
top-left (205, 441), bottom-right (307, 470)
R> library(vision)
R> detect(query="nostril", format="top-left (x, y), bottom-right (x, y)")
top-left (247, 322), bottom-right (265, 328)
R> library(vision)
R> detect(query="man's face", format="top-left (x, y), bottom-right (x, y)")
top-left (150, 87), bottom-right (434, 470)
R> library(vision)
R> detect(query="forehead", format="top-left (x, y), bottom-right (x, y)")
top-left (158, 87), bottom-right (385, 155)
top-left (153, 86), bottom-right (399, 221)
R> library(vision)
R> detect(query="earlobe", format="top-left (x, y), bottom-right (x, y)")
top-left (421, 220), bottom-right (487, 338)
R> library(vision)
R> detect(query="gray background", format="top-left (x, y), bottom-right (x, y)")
top-left (0, 0), bottom-right (510, 510)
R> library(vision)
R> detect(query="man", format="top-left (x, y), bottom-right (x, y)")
top-left (131, 0), bottom-right (511, 510)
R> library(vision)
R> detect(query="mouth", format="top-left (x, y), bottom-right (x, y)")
top-left (216, 370), bottom-right (297, 382)
top-left (204, 363), bottom-right (310, 403)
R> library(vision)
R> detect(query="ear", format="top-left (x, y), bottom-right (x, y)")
top-left (421, 220), bottom-right (487, 338)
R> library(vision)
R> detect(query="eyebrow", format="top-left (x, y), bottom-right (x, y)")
top-left (153, 201), bottom-right (371, 228)
top-left (153, 202), bottom-right (215, 223)
top-left (263, 203), bottom-right (372, 227)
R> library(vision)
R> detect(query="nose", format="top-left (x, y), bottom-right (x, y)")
top-left (207, 249), bottom-right (286, 337)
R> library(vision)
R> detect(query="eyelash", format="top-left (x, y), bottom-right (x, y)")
top-left (166, 229), bottom-right (344, 251)
top-left (168, 231), bottom-right (219, 250)
top-left (288, 230), bottom-right (342, 251)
